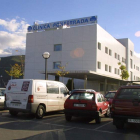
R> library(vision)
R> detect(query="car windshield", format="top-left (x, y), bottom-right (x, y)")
top-left (69, 92), bottom-right (94, 100)
top-left (116, 88), bottom-right (140, 100)
top-left (105, 92), bottom-right (116, 98)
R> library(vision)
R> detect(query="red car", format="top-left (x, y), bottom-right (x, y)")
top-left (104, 91), bottom-right (117, 105)
top-left (64, 89), bottom-right (110, 123)
top-left (111, 85), bottom-right (140, 129)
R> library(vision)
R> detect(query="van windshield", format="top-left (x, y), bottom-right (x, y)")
top-left (116, 88), bottom-right (140, 100)
top-left (69, 92), bottom-right (94, 100)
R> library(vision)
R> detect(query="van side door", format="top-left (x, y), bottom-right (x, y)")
top-left (47, 82), bottom-right (59, 112)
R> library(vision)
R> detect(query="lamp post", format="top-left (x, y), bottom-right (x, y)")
top-left (42, 52), bottom-right (50, 80)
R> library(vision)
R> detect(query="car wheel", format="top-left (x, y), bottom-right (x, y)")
top-left (95, 116), bottom-right (101, 124)
top-left (36, 105), bottom-right (45, 119)
top-left (105, 106), bottom-right (110, 117)
top-left (65, 114), bottom-right (72, 121)
top-left (9, 110), bottom-right (18, 116)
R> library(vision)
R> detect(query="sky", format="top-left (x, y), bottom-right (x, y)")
top-left (0, 0), bottom-right (140, 57)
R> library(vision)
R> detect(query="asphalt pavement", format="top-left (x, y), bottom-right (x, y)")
top-left (0, 110), bottom-right (140, 140)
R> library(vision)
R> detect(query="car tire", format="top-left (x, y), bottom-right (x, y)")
top-left (65, 114), bottom-right (72, 121)
top-left (9, 110), bottom-right (18, 116)
top-left (36, 105), bottom-right (45, 119)
top-left (105, 106), bottom-right (110, 117)
top-left (95, 116), bottom-right (101, 124)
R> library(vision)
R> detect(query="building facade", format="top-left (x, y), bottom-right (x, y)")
top-left (25, 17), bottom-right (140, 93)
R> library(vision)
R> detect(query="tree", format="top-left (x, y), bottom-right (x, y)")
top-left (118, 62), bottom-right (129, 80)
top-left (66, 79), bottom-right (75, 91)
top-left (56, 63), bottom-right (69, 83)
top-left (5, 64), bottom-right (23, 79)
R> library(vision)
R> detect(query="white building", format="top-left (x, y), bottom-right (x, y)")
top-left (25, 16), bottom-right (140, 93)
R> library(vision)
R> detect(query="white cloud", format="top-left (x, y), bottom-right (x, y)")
top-left (0, 17), bottom-right (29, 57)
top-left (134, 52), bottom-right (140, 58)
top-left (135, 31), bottom-right (140, 37)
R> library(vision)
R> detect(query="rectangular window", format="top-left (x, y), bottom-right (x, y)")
top-left (122, 57), bottom-right (125, 63)
top-left (114, 68), bottom-right (117, 74)
top-left (130, 50), bottom-right (133, 56)
top-left (109, 66), bottom-right (111, 72)
top-left (105, 47), bottom-right (108, 54)
top-left (109, 49), bottom-right (112, 56)
top-left (118, 55), bottom-right (120, 60)
top-left (134, 75), bottom-right (135, 80)
top-left (130, 59), bottom-right (133, 69)
top-left (105, 64), bottom-right (108, 71)
top-left (98, 61), bottom-right (101, 69)
top-left (118, 69), bottom-right (120, 75)
top-left (54, 44), bottom-right (62, 51)
top-left (134, 64), bottom-right (135, 69)
top-left (115, 53), bottom-right (117, 59)
top-left (47, 82), bottom-right (59, 94)
top-left (98, 42), bottom-right (101, 50)
top-left (53, 62), bottom-right (61, 69)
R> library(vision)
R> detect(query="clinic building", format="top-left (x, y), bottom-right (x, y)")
top-left (24, 16), bottom-right (140, 93)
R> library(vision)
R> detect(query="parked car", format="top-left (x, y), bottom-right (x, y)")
top-left (104, 91), bottom-right (117, 105)
top-left (5, 79), bottom-right (69, 119)
top-left (111, 85), bottom-right (140, 129)
top-left (64, 89), bottom-right (110, 124)
top-left (0, 88), bottom-right (5, 110)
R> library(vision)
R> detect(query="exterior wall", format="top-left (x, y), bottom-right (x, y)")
top-left (96, 25), bottom-right (126, 79)
top-left (25, 25), bottom-right (97, 79)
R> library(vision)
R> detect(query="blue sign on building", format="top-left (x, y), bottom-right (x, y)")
top-left (27, 16), bottom-right (97, 32)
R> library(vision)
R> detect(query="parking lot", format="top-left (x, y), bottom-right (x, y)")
top-left (0, 110), bottom-right (140, 140)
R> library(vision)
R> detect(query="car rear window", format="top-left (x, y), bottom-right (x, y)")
top-left (69, 92), bottom-right (94, 100)
top-left (0, 89), bottom-right (5, 96)
top-left (116, 88), bottom-right (140, 100)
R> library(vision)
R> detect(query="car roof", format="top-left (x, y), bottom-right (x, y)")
top-left (71, 89), bottom-right (96, 93)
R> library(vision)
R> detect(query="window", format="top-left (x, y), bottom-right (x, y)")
top-left (114, 68), bottom-right (117, 74)
top-left (130, 50), bottom-right (133, 56)
top-left (122, 57), bottom-right (125, 63)
top-left (118, 55), bottom-right (120, 60)
top-left (105, 64), bottom-right (108, 71)
top-left (98, 42), bottom-right (101, 50)
top-left (47, 82), bottom-right (59, 94)
top-left (134, 64), bottom-right (135, 69)
top-left (130, 59), bottom-right (133, 69)
top-left (0, 89), bottom-right (5, 96)
top-left (115, 53), bottom-right (117, 59)
top-left (98, 61), bottom-right (101, 69)
top-left (69, 92), bottom-right (94, 100)
top-left (60, 87), bottom-right (67, 94)
top-left (134, 75), bottom-right (135, 80)
top-left (97, 94), bottom-right (102, 102)
top-left (109, 66), bottom-right (111, 72)
top-left (118, 69), bottom-right (120, 75)
top-left (54, 44), bottom-right (62, 51)
top-left (130, 71), bottom-right (133, 81)
top-left (105, 47), bottom-right (108, 54)
top-left (109, 49), bottom-right (112, 56)
top-left (53, 62), bottom-right (61, 69)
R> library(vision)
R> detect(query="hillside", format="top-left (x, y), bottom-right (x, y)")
top-left (0, 55), bottom-right (25, 87)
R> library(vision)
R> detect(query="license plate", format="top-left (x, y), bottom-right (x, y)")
top-left (128, 119), bottom-right (140, 123)
top-left (12, 103), bottom-right (20, 107)
top-left (74, 104), bottom-right (86, 107)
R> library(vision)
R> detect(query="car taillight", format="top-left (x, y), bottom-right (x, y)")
top-left (28, 95), bottom-right (34, 103)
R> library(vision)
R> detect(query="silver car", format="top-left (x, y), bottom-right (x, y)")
top-left (0, 88), bottom-right (5, 109)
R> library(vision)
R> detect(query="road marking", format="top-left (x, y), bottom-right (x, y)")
top-left (94, 121), bottom-right (113, 130)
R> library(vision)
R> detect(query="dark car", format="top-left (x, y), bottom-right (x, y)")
top-left (111, 85), bottom-right (140, 129)
top-left (64, 89), bottom-right (110, 124)
top-left (104, 91), bottom-right (117, 105)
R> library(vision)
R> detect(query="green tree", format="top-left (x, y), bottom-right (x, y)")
top-left (66, 79), bottom-right (75, 91)
top-left (5, 64), bottom-right (23, 79)
top-left (56, 63), bottom-right (69, 83)
top-left (118, 62), bottom-right (129, 80)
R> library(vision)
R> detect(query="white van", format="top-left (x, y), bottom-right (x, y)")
top-left (5, 79), bottom-right (69, 119)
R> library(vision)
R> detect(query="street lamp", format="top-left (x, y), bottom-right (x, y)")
top-left (42, 52), bottom-right (50, 80)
